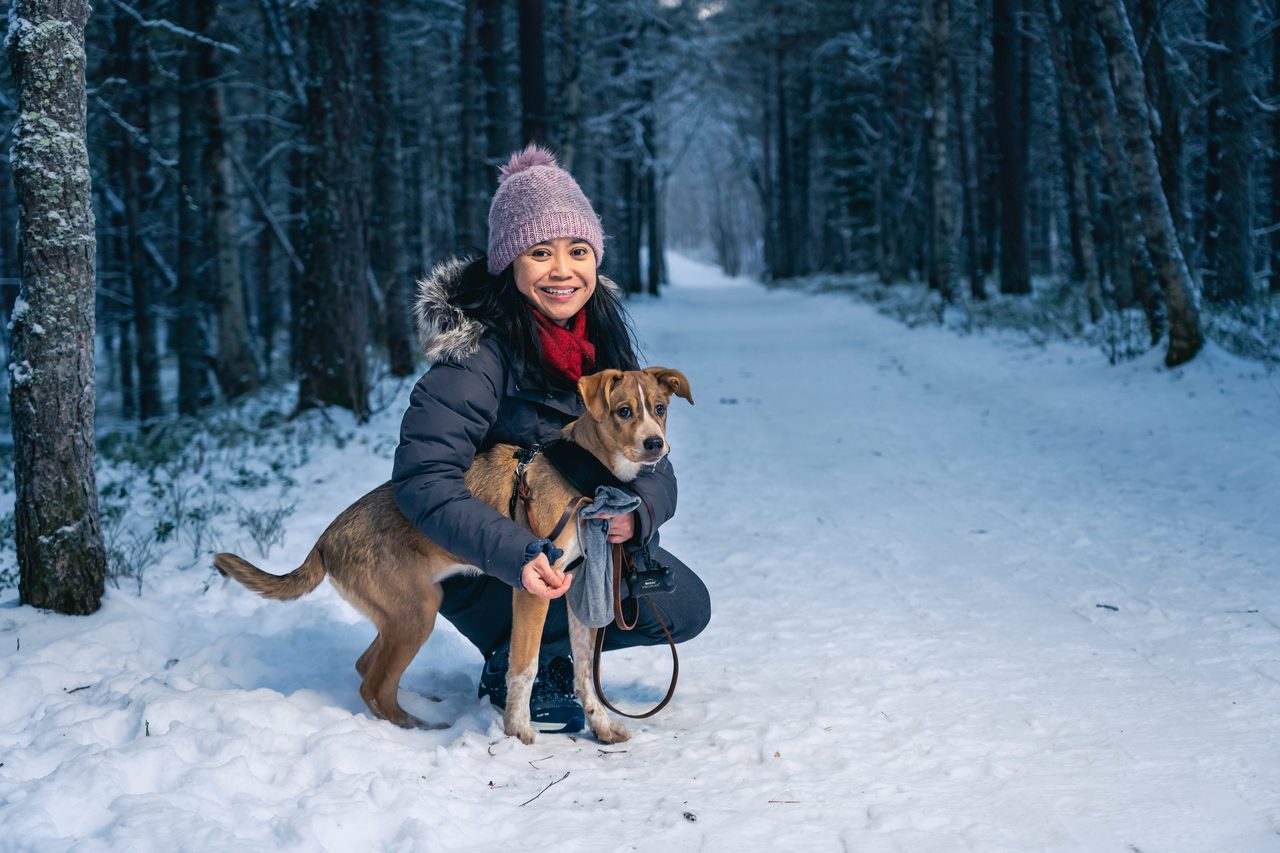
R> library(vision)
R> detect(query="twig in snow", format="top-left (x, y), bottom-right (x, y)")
top-left (519, 771), bottom-right (570, 807)
top-left (65, 684), bottom-right (91, 694)
top-left (527, 754), bottom-right (554, 769)
top-left (768, 800), bottom-right (800, 804)
top-left (597, 748), bottom-right (629, 756)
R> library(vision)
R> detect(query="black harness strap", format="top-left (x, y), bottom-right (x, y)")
top-left (539, 439), bottom-right (628, 496)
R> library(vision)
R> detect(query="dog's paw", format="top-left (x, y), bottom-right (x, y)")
top-left (592, 718), bottom-right (630, 744)
top-left (504, 717), bottom-right (537, 745)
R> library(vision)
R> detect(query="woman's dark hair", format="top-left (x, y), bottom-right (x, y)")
top-left (452, 255), bottom-right (641, 386)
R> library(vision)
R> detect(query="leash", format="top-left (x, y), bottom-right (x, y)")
top-left (590, 542), bottom-right (680, 719)
top-left (509, 443), bottom-right (680, 719)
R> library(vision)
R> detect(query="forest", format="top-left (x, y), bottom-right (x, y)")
top-left (4, 0), bottom-right (1280, 608)
top-left (3, 0), bottom-right (1279, 432)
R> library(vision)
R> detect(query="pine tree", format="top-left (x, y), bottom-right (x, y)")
top-left (7, 0), bottom-right (107, 613)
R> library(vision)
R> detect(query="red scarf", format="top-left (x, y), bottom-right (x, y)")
top-left (530, 307), bottom-right (596, 383)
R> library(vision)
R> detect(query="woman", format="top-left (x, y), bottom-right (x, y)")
top-left (391, 145), bottom-right (710, 734)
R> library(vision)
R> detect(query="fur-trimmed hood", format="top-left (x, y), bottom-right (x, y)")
top-left (413, 256), bottom-right (621, 363)
top-left (414, 256), bottom-right (484, 363)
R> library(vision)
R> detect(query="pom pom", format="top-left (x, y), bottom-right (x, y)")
top-left (499, 144), bottom-right (560, 182)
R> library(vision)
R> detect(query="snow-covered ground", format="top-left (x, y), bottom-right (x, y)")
top-left (3, 254), bottom-right (1279, 852)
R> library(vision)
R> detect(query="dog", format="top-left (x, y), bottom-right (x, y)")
top-left (214, 366), bottom-right (692, 744)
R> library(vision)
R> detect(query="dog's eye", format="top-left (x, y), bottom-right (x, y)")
top-left (654, 404), bottom-right (666, 417)
top-left (617, 406), bottom-right (632, 419)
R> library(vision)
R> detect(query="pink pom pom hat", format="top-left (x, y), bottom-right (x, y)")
top-left (486, 144), bottom-right (605, 275)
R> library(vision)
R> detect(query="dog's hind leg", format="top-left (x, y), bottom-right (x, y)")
top-left (355, 634), bottom-right (381, 678)
top-left (359, 606), bottom-right (448, 730)
top-left (504, 590), bottom-right (550, 744)
top-left (568, 612), bottom-right (629, 744)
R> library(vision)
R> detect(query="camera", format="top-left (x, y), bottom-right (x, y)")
top-left (627, 549), bottom-right (677, 598)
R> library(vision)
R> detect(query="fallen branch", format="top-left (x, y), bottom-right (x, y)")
top-left (520, 771), bottom-right (570, 807)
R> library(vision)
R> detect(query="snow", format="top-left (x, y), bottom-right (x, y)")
top-left (3, 253), bottom-right (1280, 851)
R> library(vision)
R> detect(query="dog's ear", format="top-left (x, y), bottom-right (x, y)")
top-left (644, 367), bottom-right (694, 405)
top-left (578, 369), bottom-right (624, 421)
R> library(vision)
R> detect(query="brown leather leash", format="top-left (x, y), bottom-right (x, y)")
top-left (591, 542), bottom-right (680, 719)
top-left (509, 447), bottom-right (679, 719)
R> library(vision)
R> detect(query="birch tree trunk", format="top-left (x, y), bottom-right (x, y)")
top-left (7, 0), bottom-right (106, 613)
top-left (1087, 0), bottom-right (1203, 365)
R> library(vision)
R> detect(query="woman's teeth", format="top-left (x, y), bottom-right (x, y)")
top-left (543, 288), bottom-right (575, 295)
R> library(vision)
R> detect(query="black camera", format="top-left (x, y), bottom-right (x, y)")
top-left (627, 549), bottom-right (677, 598)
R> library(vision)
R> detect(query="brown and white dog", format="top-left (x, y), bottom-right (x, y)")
top-left (214, 367), bottom-right (693, 745)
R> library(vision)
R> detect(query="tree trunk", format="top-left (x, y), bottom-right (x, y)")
top-left (518, 0), bottom-right (547, 146)
top-left (118, 3), bottom-right (162, 422)
top-left (1087, 0), bottom-right (1203, 365)
top-left (297, 0), bottom-right (371, 418)
top-left (175, 0), bottom-right (215, 414)
top-left (1271, 12), bottom-right (1280, 294)
top-left (1044, 0), bottom-right (1103, 321)
top-left (367, 0), bottom-right (416, 377)
top-left (458, 0), bottom-right (481, 250)
top-left (924, 0), bottom-right (954, 302)
top-left (8, 0), bottom-right (107, 614)
top-left (993, 0), bottom-right (1030, 294)
top-left (774, 44), bottom-right (795, 279)
top-left (1065, 0), bottom-right (1149, 313)
top-left (201, 15), bottom-right (259, 401)
top-left (951, 58), bottom-right (984, 301)
top-left (479, 0), bottom-right (509, 173)
top-left (1205, 0), bottom-right (1254, 303)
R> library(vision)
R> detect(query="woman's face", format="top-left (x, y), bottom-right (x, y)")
top-left (512, 238), bottom-right (597, 327)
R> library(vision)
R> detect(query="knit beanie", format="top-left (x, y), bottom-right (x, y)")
top-left (486, 144), bottom-right (605, 275)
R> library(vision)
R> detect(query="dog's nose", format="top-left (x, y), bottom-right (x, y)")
top-left (643, 436), bottom-right (665, 452)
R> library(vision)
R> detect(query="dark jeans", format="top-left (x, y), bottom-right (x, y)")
top-left (438, 546), bottom-right (710, 661)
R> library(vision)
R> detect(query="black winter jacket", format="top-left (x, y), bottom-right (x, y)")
top-left (391, 257), bottom-right (677, 589)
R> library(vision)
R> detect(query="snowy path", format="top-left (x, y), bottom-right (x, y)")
top-left (3, 255), bottom-right (1279, 852)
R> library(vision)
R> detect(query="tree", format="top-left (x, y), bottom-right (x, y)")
top-left (296, 0), bottom-right (370, 418)
top-left (1205, 0), bottom-right (1254, 303)
top-left (1086, 0), bottom-right (1203, 365)
top-left (923, 0), bottom-right (955, 302)
top-left (175, 0), bottom-right (216, 414)
top-left (367, 0), bottom-right (416, 378)
top-left (7, 0), bottom-right (107, 613)
top-left (993, 0), bottom-right (1030, 294)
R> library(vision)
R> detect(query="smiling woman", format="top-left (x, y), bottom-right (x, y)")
top-left (390, 145), bottom-right (711, 735)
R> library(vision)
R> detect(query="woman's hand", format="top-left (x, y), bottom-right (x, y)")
top-left (599, 511), bottom-right (636, 544)
top-left (521, 552), bottom-right (573, 600)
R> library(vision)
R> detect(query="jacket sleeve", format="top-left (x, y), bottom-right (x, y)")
top-left (626, 455), bottom-right (677, 546)
top-left (391, 344), bottom-right (537, 588)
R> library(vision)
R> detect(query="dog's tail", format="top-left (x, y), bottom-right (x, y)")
top-left (213, 548), bottom-right (326, 601)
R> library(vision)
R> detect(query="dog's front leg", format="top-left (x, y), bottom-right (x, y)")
top-left (506, 590), bottom-right (550, 744)
top-left (568, 611), bottom-right (630, 744)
